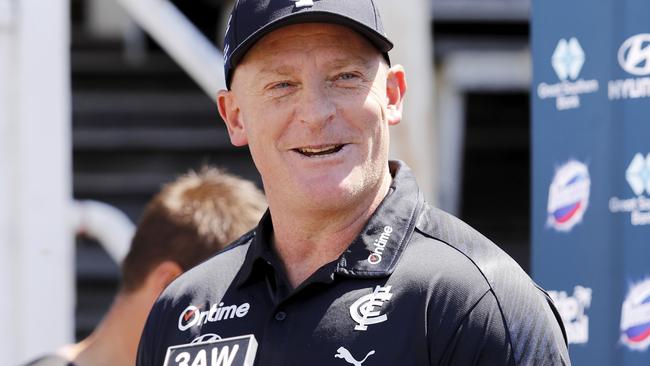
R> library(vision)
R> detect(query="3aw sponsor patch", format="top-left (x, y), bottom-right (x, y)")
top-left (164, 334), bottom-right (257, 366)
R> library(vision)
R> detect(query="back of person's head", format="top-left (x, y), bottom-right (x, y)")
top-left (121, 166), bottom-right (266, 293)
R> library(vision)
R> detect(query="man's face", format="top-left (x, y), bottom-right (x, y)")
top-left (219, 23), bottom-right (405, 212)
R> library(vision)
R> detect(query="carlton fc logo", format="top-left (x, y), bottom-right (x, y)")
top-left (350, 285), bottom-right (393, 331)
top-left (621, 278), bottom-right (650, 351)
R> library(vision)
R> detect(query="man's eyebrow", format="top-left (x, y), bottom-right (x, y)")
top-left (325, 55), bottom-right (375, 70)
top-left (255, 55), bottom-right (376, 77)
top-left (256, 64), bottom-right (296, 77)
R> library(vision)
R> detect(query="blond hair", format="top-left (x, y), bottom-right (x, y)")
top-left (121, 167), bottom-right (266, 292)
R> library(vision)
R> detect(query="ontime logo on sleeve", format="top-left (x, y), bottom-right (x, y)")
top-left (178, 302), bottom-right (250, 331)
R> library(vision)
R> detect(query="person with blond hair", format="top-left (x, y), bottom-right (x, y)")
top-left (26, 167), bottom-right (266, 366)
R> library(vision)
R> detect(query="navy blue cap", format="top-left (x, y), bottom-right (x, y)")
top-left (223, 0), bottom-right (393, 89)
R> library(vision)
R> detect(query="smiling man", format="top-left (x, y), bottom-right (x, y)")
top-left (136, 1), bottom-right (571, 365)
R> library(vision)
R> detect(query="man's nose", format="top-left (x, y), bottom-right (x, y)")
top-left (297, 83), bottom-right (336, 126)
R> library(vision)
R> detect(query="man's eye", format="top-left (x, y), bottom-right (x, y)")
top-left (271, 82), bottom-right (292, 89)
top-left (337, 73), bottom-right (358, 81)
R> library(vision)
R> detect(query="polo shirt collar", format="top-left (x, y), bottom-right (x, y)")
top-left (235, 160), bottom-right (424, 287)
top-left (334, 160), bottom-right (423, 277)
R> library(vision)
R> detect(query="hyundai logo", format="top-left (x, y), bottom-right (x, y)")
top-left (618, 34), bottom-right (650, 76)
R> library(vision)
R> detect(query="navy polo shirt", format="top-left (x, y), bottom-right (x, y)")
top-left (137, 161), bottom-right (570, 366)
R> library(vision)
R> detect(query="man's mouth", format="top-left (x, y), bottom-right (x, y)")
top-left (293, 144), bottom-right (345, 157)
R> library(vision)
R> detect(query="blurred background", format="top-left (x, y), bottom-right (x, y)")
top-left (1, 0), bottom-right (532, 363)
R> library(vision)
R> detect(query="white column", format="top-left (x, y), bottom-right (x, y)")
top-left (375, 0), bottom-right (437, 205)
top-left (0, 0), bottom-right (73, 364)
top-left (0, 1), bottom-right (17, 360)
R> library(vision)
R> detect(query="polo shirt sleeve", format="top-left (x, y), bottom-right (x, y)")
top-left (435, 289), bottom-right (516, 366)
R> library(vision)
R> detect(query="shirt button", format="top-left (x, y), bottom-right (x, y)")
top-left (275, 311), bottom-right (287, 321)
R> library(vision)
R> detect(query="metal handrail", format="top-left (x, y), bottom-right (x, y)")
top-left (115, 0), bottom-right (226, 99)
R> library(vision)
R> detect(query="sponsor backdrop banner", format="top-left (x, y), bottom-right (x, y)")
top-left (532, 0), bottom-right (650, 364)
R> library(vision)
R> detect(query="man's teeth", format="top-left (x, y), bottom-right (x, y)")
top-left (296, 145), bottom-right (343, 156)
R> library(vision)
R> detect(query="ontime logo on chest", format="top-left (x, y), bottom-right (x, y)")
top-left (349, 285), bottom-right (393, 331)
top-left (178, 302), bottom-right (250, 331)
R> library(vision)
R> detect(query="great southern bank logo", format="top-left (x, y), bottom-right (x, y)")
top-left (178, 302), bottom-right (250, 331)
top-left (621, 278), bottom-right (650, 351)
top-left (609, 153), bottom-right (650, 226)
top-left (609, 34), bottom-right (650, 100)
top-left (537, 38), bottom-right (599, 111)
top-left (547, 160), bottom-right (591, 232)
top-left (548, 286), bottom-right (592, 345)
top-left (552, 38), bottom-right (585, 81)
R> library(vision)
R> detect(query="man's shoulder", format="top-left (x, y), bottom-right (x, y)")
top-left (160, 230), bottom-right (254, 301)
top-left (412, 203), bottom-right (529, 287)
top-left (409, 203), bottom-right (569, 364)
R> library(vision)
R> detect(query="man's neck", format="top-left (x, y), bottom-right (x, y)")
top-left (269, 172), bottom-right (392, 288)
top-left (64, 290), bottom-right (151, 366)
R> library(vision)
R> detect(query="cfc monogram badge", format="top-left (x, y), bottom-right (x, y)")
top-left (349, 285), bottom-right (393, 331)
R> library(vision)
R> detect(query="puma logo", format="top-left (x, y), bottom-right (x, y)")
top-left (334, 347), bottom-right (375, 366)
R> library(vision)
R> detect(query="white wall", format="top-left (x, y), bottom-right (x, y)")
top-left (0, 0), bottom-right (73, 363)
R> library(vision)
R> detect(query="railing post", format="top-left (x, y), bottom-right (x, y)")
top-left (0, 0), bottom-right (73, 363)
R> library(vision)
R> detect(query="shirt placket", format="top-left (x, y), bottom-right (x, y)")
top-left (257, 262), bottom-right (338, 365)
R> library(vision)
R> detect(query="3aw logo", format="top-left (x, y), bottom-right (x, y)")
top-left (164, 334), bottom-right (257, 366)
top-left (537, 37), bottom-right (598, 111)
top-left (349, 285), bottom-right (393, 331)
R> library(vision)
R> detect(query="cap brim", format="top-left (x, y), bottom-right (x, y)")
top-left (227, 11), bottom-right (393, 78)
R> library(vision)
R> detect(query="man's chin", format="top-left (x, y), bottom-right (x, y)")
top-left (294, 182), bottom-right (360, 210)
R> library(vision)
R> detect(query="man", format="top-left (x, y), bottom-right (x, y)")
top-left (137, 1), bottom-right (571, 365)
top-left (26, 167), bottom-right (266, 366)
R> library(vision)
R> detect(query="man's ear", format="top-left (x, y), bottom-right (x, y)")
top-left (385, 65), bottom-right (407, 126)
top-left (146, 260), bottom-right (183, 294)
top-left (217, 90), bottom-right (248, 146)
